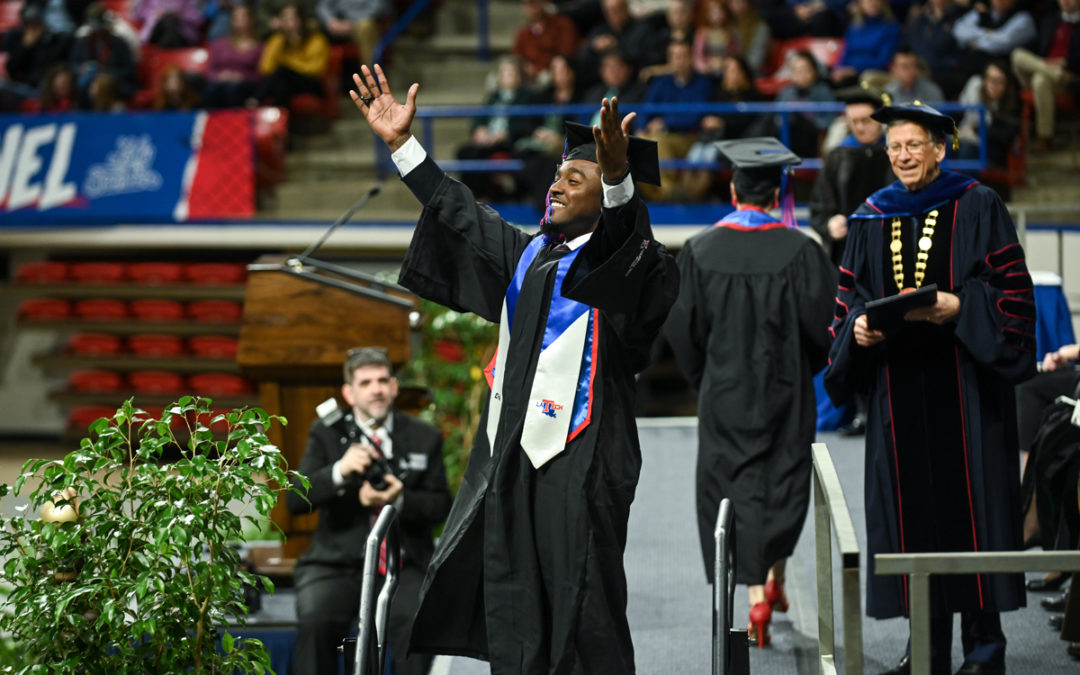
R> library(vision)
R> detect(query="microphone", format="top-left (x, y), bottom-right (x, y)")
top-left (290, 185), bottom-right (381, 267)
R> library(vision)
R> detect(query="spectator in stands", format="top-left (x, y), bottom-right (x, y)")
top-left (69, 3), bottom-right (137, 104)
top-left (456, 55), bottom-right (537, 201)
top-left (810, 85), bottom-right (893, 266)
top-left (952, 0), bottom-right (1036, 81)
top-left (517, 54), bottom-right (585, 206)
top-left (831, 0), bottom-right (900, 87)
top-left (762, 0), bottom-right (843, 40)
top-left (639, 0), bottom-right (697, 78)
top-left (316, 0), bottom-right (386, 69)
top-left (575, 0), bottom-right (652, 87)
top-left (255, 0), bottom-right (316, 38)
top-left (692, 0), bottom-right (735, 79)
top-left (38, 0), bottom-right (85, 34)
top-left (729, 0), bottom-right (771, 75)
top-left (682, 54), bottom-right (770, 199)
top-left (639, 39), bottom-right (714, 199)
top-left (153, 64), bottom-right (202, 109)
top-left (1, 2), bottom-right (73, 107)
top-left (513, 0), bottom-right (580, 84)
top-left (884, 47), bottom-right (945, 103)
top-left (584, 49), bottom-right (647, 114)
top-left (904, 0), bottom-right (966, 98)
top-left (88, 71), bottom-right (126, 110)
top-left (774, 49), bottom-right (835, 158)
top-left (132, 0), bottom-right (204, 47)
top-left (38, 63), bottom-right (78, 111)
top-left (1010, 0), bottom-right (1080, 152)
top-left (251, 2), bottom-right (329, 108)
top-left (203, 2), bottom-right (263, 108)
top-left (956, 59), bottom-right (1021, 169)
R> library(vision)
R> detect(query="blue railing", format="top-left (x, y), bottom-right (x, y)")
top-left (373, 0), bottom-right (491, 66)
top-left (373, 101), bottom-right (989, 179)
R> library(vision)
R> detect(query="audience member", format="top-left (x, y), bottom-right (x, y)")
top-left (252, 2), bottom-right (329, 108)
top-left (692, 0), bottom-right (735, 78)
top-left (640, 0), bottom-right (697, 77)
top-left (952, 0), bottom-right (1036, 80)
top-left (1, 3), bottom-right (73, 107)
top-left (132, 0), bottom-right (204, 47)
top-left (831, 0), bottom-right (900, 87)
top-left (640, 39), bottom-right (715, 199)
top-left (584, 49), bottom-right (647, 115)
top-left (69, 3), bottom-right (138, 105)
top-left (87, 71), bottom-right (126, 110)
top-left (575, 0), bottom-right (652, 86)
top-left (682, 55), bottom-right (770, 199)
top-left (316, 0), bottom-right (387, 67)
top-left (153, 64), bottom-right (202, 110)
top-left (513, 0), bottom-right (580, 83)
top-left (38, 0), bottom-right (84, 34)
top-left (255, 0), bottom-right (317, 37)
top-left (203, 2), bottom-right (263, 108)
top-left (774, 49), bottom-right (835, 158)
top-left (884, 47), bottom-right (946, 103)
top-left (203, 0), bottom-right (237, 41)
top-left (904, 0), bottom-right (966, 98)
top-left (763, 0), bottom-right (843, 40)
top-left (516, 54), bottom-right (584, 206)
top-left (456, 56), bottom-right (537, 201)
top-left (810, 86), bottom-right (893, 265)
top-left (730, 0), bottom-right (771, 75)
top-left (956, 59), bottom-right (1021, 168)
top-left (1010, 0), bottom-right (1080, 152)
top-left (38, 63), bottom-right (78, 112)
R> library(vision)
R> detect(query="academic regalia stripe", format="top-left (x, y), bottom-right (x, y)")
top-left (996, 297), bottom-right (1036, 322)
top-left (985, 242), bottom-right (1025, 270)
top-left (954, 344), bottom-right (985, 608)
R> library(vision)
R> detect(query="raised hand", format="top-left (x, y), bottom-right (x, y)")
top-left (350, 64), bottom-right (419, 152)
top-left (593, 97), bottom-right (637, 182)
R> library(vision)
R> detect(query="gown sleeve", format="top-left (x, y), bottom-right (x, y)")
top-left (397, 156), bottom-right (533, 323)
top-left (794, 237), bottom-right (839, 374)
top-left (662, 241), bottom-right (708, 391)
top-left (823, 216), bottom-right (879, 404)
top-left (562, 191), bottom-right (681, 368)
top-left (950, 186), bottom-right (1038, 384)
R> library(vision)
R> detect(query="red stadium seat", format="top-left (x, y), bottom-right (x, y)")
top-left (129, 370), bottom-right (185, 393)
top-left (68, 332), bottom-right (124, 355)
top-left (70, 261), bottom-right (126, 283)
top-left (68, 369), bottom-right (125, 393)
top-left (186, 299), bottom-right (243, 322)
top-left (74, 298), bottom-right (129, 320)
top-left (68, 405), bottom-right (122, 431)
top-left (133, 45), bottom-right (210, 109)
top-left (183, 262), bottom-right (247, 285)
top-left (756, 37), bottom-right (844, 97)
top-left (0, 2), bottom-right (22, 33)
top-left (187, 335), bottom-right (238, 358)
top-left (128, 333), bottom-right (186, 356)
top-left (255, 107), bottom-right (289, 188)
top-left (17, 298), bottom-right (71, 320)
top-left (130, 298), bottom-right (185, 321)
top-left (127, 262), bottom-right (184, 284)
top-left (16, 261), bottom-right (69, 283)
top-left (188, 373), bottom-right (253, 396)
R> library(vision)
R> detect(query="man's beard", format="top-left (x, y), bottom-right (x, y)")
top-left (539, 219), bottom-right (562, 239)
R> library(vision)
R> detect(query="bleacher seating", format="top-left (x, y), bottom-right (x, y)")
top-left (133, 45), bottom-right (210, 109)
top-left (289, 44), bottom-right (345, 122)
top-left (756, 37), bottom-right (845, 97)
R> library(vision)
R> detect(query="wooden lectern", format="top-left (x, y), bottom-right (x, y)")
top-left (237, 254), bottom-right (416, 559)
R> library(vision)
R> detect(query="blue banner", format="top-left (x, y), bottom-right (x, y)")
top-left (0, 111), bottom-right (253, 225)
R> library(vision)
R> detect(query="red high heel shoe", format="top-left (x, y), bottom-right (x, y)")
top-left (747, 601), bottom-right (772, 648)
top-left (765, 577), bottom-right (789, 613)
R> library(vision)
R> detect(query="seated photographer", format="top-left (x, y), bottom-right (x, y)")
top-left (286, 346), bottom-right (452, 675)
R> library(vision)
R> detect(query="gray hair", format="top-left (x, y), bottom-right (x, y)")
top-left (343, 347), bottom-right (393, 382)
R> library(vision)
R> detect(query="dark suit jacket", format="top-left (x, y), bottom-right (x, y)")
top-left (286, 409), bottom-right (452, 571)
top-left (1037, 12), bottom-right (1080, 76)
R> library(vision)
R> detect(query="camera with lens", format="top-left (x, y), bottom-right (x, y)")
top-left (315, 398), bottom-right (405, 492)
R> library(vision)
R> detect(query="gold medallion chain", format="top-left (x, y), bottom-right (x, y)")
top-left (889, 209), bottom-right (938, 291)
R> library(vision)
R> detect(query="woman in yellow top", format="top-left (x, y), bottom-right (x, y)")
top-left (252, 2), bottom-right (329, 107)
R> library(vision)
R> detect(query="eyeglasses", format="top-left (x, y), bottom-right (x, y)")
top-left (886, 140), bottom-right (933, 156)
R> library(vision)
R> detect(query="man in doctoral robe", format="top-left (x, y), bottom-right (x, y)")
top-left (664, 137), bottom-right (835, 647)
top-left (348, 65), bottom-right (679, 675)
top-left (824, 102), bottom-right (1037, 675)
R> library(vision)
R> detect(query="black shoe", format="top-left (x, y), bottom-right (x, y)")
top-left (839, 414), bottom-right (867, 437)
top-left (1042, 590), bottom-right (1069, 612)
top-left (1068, 642), bottom-right (1080, 660)
top-left (955, 661), bottom-right (1005, 675)
top-left (1050, 614), bottom-right (1064, 630)
top-left (880, 654), bottom-right (950, 675)
top-left (1026, 573), bottom-right (1070, 592)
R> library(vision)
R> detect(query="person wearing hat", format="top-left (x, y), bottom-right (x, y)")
top-left (1, 2), bottom-right (73, 105)
top-left (824, 102), bottom-right (1037, 675)
top-left (810, 84), bottom-right (895, 267)
top-left (664, 137), bottom-right (836, 649)
top-left (349, 64), bottom-right (678, 674)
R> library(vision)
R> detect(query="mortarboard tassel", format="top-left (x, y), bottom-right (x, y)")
top-left (780, 166), bottom-right (797, 228)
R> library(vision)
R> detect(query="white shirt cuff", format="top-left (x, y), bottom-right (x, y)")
top-left (602, 172), bottom-right (634, 208)
top-left (390, 135), bottom-right (427, 177)
top-left (332, 460), bottom-right (346, 486)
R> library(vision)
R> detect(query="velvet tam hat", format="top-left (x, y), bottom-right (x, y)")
top-left (871, 101), bottom-right (959, 150)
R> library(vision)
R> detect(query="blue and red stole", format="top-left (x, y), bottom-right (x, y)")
top-left (484, 236), bottom-right (598, 468)
top-left (715, 206), bottom-right (788, 230)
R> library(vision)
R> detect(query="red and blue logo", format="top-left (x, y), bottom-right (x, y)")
top-left (537, 399), bottom-right (564, 418)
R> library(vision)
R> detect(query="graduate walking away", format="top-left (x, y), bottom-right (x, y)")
top-left (664, 138), bottom-right (836, 648)
top-left (824, 103), bottom-right (1037, 675)
top-left (348, 64), bottom-right (678, 675)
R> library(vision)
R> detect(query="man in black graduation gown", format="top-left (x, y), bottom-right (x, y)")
top-left (809, 85), bottom-right (896, 267)
top-left (824, 103), bottom-right (1037, 675)
top-left (348, 65), bottom-right (678, 675)
top-left (664, 138), bottom-right (836, 647)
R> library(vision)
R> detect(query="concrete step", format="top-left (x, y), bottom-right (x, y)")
top-left (433, 0), bottom-right (522, 38)
top-left (263, 177), bottom-right (424, 222)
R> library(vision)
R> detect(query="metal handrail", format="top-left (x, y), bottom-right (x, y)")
top-left (713, 497), bottom-right (736, 674)
top-left (353, 505), bottom-right (402, 675)
top-left (811, 442), bottom-right (863, 675)
top-left (875, 550), bottom-right (1080, 675)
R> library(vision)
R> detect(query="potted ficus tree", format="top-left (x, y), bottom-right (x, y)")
top-left (0, 397), bottom-right (307, 674)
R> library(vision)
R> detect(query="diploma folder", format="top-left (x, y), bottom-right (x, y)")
top-left (865, 284), bottom-right (938, 332)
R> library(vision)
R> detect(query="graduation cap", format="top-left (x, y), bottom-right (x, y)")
top-left (561, 121), bottom-right (662, 186)
top-left (871, 101), bottom-right (960, 151)
top-left (835, 83), bottom-right (891, 109)
top-left (715, 137), bottom-right (802, 227)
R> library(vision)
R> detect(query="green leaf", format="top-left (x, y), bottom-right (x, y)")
top-left (222, 631), bottom-right (235, 654)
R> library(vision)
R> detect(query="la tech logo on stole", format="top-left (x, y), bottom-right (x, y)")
top-left (537, 399), bottom-right (564, 419)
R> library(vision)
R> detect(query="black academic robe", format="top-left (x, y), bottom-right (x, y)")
top-left (824, 172), bottom-right (1037, 619)
top-left (809, 143), bottom-right (895, 266)
top-left (396, 155), bottom-right (678, 674)
top-left (663, 210), bottom-right (837, 585)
